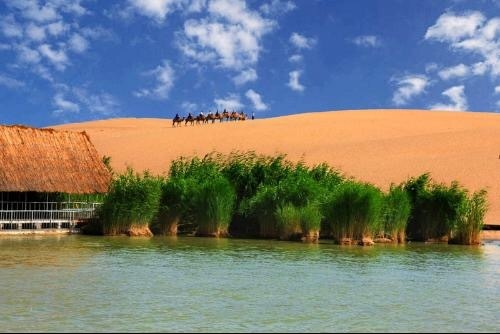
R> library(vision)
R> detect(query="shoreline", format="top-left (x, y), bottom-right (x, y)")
top-left (0, 228), bottom-right (79, 235)
top-left (1, 229), bottom-right (499, 241)
top-left (481, 230), bottom-right (500, 241)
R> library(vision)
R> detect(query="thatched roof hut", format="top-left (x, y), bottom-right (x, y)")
top-left (0, 125), bottom-right (110, 194)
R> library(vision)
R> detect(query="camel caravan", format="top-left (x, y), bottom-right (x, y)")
top-left (172, 109), bottom-right (249, 127)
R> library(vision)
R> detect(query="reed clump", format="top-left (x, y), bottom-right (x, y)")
top-left (99, 168), bottom-right (163, 236)
top-left (379, 185), bottom-right (411, 243)
top-left (404, 174), bottom-right (469, 242)
top-left (275, 204), bottom-right (302, 240)
top-left (153, 177), bottom-right (190, 236)
top-left (239, 160), bottom-right (335, 239)
top-left (192, 175), bottom-right (236, 237)
top-left (452, 190), bottom-right (488, 245)
top-left (298, 203), bottom-right (323, 242)
top-left (322, 182), bottom-right (382, 245)
top-left (242, 184), bottom-right (280, 238)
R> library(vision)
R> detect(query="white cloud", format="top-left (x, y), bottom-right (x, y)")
top-left (57, 0), bottom-right (88, 16)
top-left (33, 64), bottom-right (53, 81)
top-left (495, 86), bottom-right (500, 94)
top-left (1, 15), bottom-right (23, 38)
top-left (53, 92), bottom-right (80, 114)
top-left (472, 62), bottom-right (489, 75)
top-left (233, 68), bottom-right (257, 85)
top-left (352, 35), bottom-right (382, 47)
top-left (260, 0), bottom-right (296, 16)
top-left (290, 32), bottom-right (316, 49)
top-left (26, 23), bottom-right (46, 41)
top-left (80, 26), bottom-right (116, 42)
top-left (46, 21), bottom-right (67, 36)
top-left (181, 101), bottom-right (198, 113)
top-left (288, 54), bottom-right (303, 63)
top-left (53, 84), bottom-right (120, 117)
top-left (38, 44), bottom-right (69, 70)
top-left (391, 74), bottom-right (429, 106)
top-left (425, 11), bottom-right (500, 78)
top-left (438, 64), bottom-right (470, 80)
top-left (287, 70), bottom-right (304, 92)
top-left (72, 87), bottom-right (120, 116)
top-left (128, 0), bottom-right (284, 85)
top-left (127, 0), bottom-right (183, 23)
top-left (214, 93), bottom-right (243, 110)
top-left (134, 60), bottom-right (175, 99)
top-left (425, 62), bottom-right (439, 73)
top-left (245, 89), bottom-right (268, 111)
top-left (69, 33), bottom-right (89, 53)
top-left (7, 0), bottom-right (60, 23)
top-left (1, 1), bottom-right (102, 81)
top-left (425, 11), bottom-right (485, 42)
top-left (0, 74), bottom-right (25, 89)
top-left (187, 0), bottom-right (207, 12)
top-left (10, 0), bottom-right (86, 22)
top-left (178, 0), bottom-right (274, 71)
top-left (16, 45), bottom-right (41, 64)
top-left (209, 0), bottom-right (273, 32)
top-left (430, 85), bottom-right (468, 111)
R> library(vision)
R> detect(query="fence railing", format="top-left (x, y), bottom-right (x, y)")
top-left (0, 202), bottom-right (101, 230)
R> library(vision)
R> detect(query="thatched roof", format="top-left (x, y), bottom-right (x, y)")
top-left (0, 125), bottom-right (110, 194)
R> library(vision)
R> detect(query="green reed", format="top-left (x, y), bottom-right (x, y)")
top-left (322, 182), bottom-right (382, 243)
top-left (190, 175), bottom-right (236, 237)
top-left (380, 185), bottom-right (411, 243)
top-left (99, 168), bottom-right (163, 235)
top-left (453, 189), bottom-right (488, 245)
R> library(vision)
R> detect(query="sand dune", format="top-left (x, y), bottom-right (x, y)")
top-left (55, 109), bottom-right (500, 226)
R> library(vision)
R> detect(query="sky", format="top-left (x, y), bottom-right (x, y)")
top-left (0, 0), bottom-right (499, 127)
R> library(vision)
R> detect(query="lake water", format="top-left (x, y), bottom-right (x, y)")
top-left (0, 236), bottom-right (499, 332)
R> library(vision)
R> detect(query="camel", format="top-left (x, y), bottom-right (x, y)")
top-left (206, 114), bottom-right (216, 124)
top-left (215, 111), bottom-right (223, 123)
top-left (230, 111), bottom-right (239, 121)
top-left (185, 115), bottom-right (195, 126)
top-left (239, 112), bottom-right (247, 121)
top-left (172, 116), bottom-right (185, 127)
top-left (222, 110), bottom-right (230, 122)
top-left (196, 114), bottom-right (207, 125)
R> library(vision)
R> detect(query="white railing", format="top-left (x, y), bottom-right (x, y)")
top-left (0, 202), bottom-right (102, 230)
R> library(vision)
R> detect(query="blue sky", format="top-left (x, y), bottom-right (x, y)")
top-left (0, 0), bottom-right (499, 126)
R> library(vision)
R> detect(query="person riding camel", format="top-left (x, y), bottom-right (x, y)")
top-left (175, 113), bottom-right (179, 120)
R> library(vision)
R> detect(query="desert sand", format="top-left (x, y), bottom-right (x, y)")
top-left (55, 109), bottom-right (500, 226)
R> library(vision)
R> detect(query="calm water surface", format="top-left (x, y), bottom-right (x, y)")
top-left (0, 236), bottom-right (499, 332)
